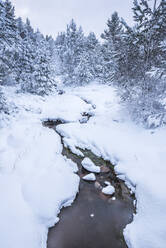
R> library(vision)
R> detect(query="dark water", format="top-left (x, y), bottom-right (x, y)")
top-left (47, 181), bottom-right (133, 248)
top-left (43, 120), bottom-right (135, 248)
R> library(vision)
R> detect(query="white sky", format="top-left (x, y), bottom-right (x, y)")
top-left (12, 0), bottom-right (134, 38)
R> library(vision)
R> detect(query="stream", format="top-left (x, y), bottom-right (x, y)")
top-left (44, 109), bottom-right (135, 248)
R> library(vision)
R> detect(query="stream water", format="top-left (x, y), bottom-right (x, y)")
top-left (44, 119), bottom-right (135, 248)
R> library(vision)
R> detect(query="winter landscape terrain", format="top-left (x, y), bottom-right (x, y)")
top-left (0, 0), bottom-right (166, 248)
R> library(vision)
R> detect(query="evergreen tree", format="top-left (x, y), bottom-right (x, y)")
top-left (19, 29), bottom-right (57, 95)
top-left (0, 87), bottom-right (8, 115)
top-left (55, 19), bottom-right (86, 84)
top-left (31, 31), bottom-right (57, 95)
top-left (4, 0), bottom-right (17, 43)
top-left (73, 32), bottom-right (102, 84)
top-left (16, 18), bottom-right (36, 88)
top-left (84, 32), bottom-right (102, 80)
top-left (101, 12), bottom-right (123, 44)
top-left (0, 0), bottom-right (19, 84)
top-left (132, 0), bottom-right (166, 70)
top-left (101, 12), bottom-right (123, 81)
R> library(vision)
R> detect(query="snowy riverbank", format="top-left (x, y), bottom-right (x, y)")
top-left (0, 82), bottom-right (166, 248)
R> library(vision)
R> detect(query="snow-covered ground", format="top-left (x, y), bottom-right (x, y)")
top-left (0, 86), bottom-right (89, 248)
top-left (0, 82), bottom-right (166, 248)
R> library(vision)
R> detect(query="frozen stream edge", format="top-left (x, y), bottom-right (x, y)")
top-left (43, 111), bottom-right (135, 248)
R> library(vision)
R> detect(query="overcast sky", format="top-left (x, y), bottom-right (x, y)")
top-left (12, 0), bottom-right (134, 38)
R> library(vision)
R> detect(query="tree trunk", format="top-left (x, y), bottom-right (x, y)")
top-left (153, 0), bottom-right (157, 12)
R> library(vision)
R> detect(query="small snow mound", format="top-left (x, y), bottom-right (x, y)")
top-left (102, 185), bottom-right (115, 195)
top-left (81, 157), bottom-right (100, 173)
top-left (104, 181), bottom-right (111, 186)
top-left (90, 213), bottom-right (94, 218)
top-left (82, 173), bottom-right (96, 181)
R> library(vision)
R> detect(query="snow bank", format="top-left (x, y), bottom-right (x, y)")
top-left (0, 174), bottom-right (45, 248)
top-left (0, 86), bottom-right (83, 248)
top-left (0, 121), bottom-right (80, 248)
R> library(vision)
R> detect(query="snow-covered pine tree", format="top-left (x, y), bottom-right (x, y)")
top-left (55, 19), bottom-right (86, 85)
top-left (120, 19), bottom-right (144, 81)
top-left (17, 18), bottom-right (36, 91)
top-left (101, 12), bottom-right (123, 44)
top-left (101, 12), bottom-right (123, 82)
top-left (83, 32), bottom-right (103, 81)
top-left (100, 40), bottom-right (117, 83)
top-left (19, 27), bottom-right (57, 95)
top-left (30, 31), bottom-right (57, 95)
top-left (119, 0), bottom-right (166, 127)
top-left (132, 0), bottom-right (166, 71)
top-left (0, 87), bottom-right (8, 115)
top-left (74, 51), bottom-right (94, 84)
top-left (16, 17), bottom-right (26, 39)
top-left (73, 32), bottom-right (101, 84)
top-left (0, 0), bottom-right (19, 85)
top-left (46, 35), bottom-right (60, 80)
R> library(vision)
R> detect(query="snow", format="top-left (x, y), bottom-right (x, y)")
top-left (1, 82), bottom-right (166, 248)
top-left (81, 157), bottom-right (100, 173)
top-left (0, 86), bottom-right (83, 248)
top-left (82, 173), bottom-right (96, 181)
top-left (0, 174), bottom-right (45, 248)
top-left (0, 121), bottom-right (80, 248)
top-left (102, 185), bottom-right (115, 195)
top-left (104, 181), bottom-right (111, 186)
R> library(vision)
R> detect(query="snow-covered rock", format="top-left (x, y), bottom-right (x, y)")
top-left (102, 185), bottom-right (115, 195)
top-left (104, 181), bottom-right (111, 186)
top-left (82, 173), bottom-right (96, 181)
top-left (81, 157), bottom-right (100, 173)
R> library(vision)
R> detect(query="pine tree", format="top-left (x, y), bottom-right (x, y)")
top-left (101, 12), bottom-right (123, 81)
top-left (0, 87), bottom-right (8, 114)
top-left (132, 0), bottom-right (166, 70)
top-left (4, 0), bottom-right (17, 43)
top-left (119, 0), bottom-right (166, 127)
top-left (55, 19), bottom-right (86, 85)
top-left (19, 29), bottom-right (57, 95)
top-left (86, 32), bottom-right (98, 50)
top-left (17, 18), bottom-right (36, 89)
top-left (101, 12), bottom-right (123, 45)
top-left (31, 31), bottom-right (57, 95)
top-left (0, 0), bottom-right (19, 85)
top-left (74, 32), bottom-right (101, 83)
